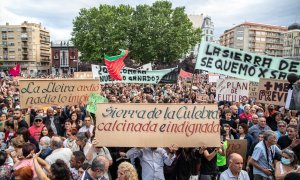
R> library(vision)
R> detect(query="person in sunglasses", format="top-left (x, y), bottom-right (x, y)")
top-left (28, 115), bottom-right (44, 142)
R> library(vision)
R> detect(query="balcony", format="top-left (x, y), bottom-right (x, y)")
top-left (21, 44), bottom-right (28, 47)
top-left (21, 37), bottom-right (28, 41)
top-left (40, 40), bottom-right (50, 44)
top-left (22, 51), bottom-right (28, 54)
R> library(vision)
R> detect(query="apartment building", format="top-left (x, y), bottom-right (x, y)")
top-left (188, 14), bottom-right (214, 57)
top-left (0, 21), bottom-right (51, 75)
top-left (220, 22), bottom-right (287, 57)
top-left (283, 23), bottom-right (300, 60)
top-left (51, 40), bottom-right (78, 75)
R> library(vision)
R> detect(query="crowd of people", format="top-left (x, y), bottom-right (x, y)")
top-left (0, 74), bottom-right (299, 180)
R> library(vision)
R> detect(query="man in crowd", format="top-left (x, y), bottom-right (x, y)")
top-left (277, 125), bottom-right (300, 161)
top-left (249, 131), bottom-right (281, 180)
top-left (80, 156), bottom-right (108, 180)
top-left (249, 117), bottom-right (272, 142)
top-left (13, 109), bottom-right (28, 130)
top-left (70, 151), bottom-right (86, 180)
top-left (220, 153), bottom-right (250, 180)
top-left (43, 107), bottom-right (63, 136)
top-left (28, 115), bottom-right (44, 141)
top-left (79, 115), bottom-right (94, 136)
top-left (274, 120), bottom-right (287, 139)
top-left (249, 114), bottom-right (259, 128)
top-left (46, 136), bottom-right (72, 167)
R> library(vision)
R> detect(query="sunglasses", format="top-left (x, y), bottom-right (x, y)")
top-left (35, 119), bottom-right (42, 122)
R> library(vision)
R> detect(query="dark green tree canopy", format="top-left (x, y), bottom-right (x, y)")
top-left (72, 1), bottom-right (201, 64)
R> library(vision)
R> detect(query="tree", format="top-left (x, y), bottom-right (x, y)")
top-left (72, 1), bottom-right (201, 64)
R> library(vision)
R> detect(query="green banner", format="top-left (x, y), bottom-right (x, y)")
top-left (195, 42), bottom-right (299, 82)
top-left (93, 65), bottom-right (178, 84)
top-left (86, 93), bottom-right (108, 114)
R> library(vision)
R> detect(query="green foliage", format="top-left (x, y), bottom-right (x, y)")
top-left (72, 1), bottom-right (201, 64)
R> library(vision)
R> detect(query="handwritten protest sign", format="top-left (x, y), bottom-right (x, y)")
top-left (86, 93), bottom-right (108, 114)
top-left (226, 139), bottom-right (247, 161)
top-left (19, 79), bottom-right (100, 108)
top-left (208, 73), bottom-right (220, 83)
top-left (216, 78), bottom-right (249, 102)
top-left (92, 65), bottom-right (178, 84)
top-left (249, 82), bottom-right (259, 99)
top-left (195, 42), bottom-right (299, 82)
top-left (95, 104), bottom-right (220, 147)
top-left (256, 79), bottom-right (289, 106)
top-left (74, 72), bottom-right (93, 79)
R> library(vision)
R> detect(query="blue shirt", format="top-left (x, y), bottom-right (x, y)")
top-left (252, 141), bottom-right (281, 178)
top-left (248, 125), bottom-right (271, 142)
top-left (127, 148), bottom-right (176, 180)
top-left (220, 168), bottom-right (250, 180)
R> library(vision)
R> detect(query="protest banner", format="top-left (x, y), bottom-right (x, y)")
top-left (195, 42), bottom-right (299, 82)
top-left (226, 139), bottom-right (247, 161)
top-left (74, 72), bottom-right (93, 79)
top-left (95, 103), bottom-right (220, 147)
top-left (92, 65), bottom-right (178, 84)
top-left (216, 78), bottom-right (249, 102)
top-left (19, 79), bottom-right (100, 108)
top-left (256, 79), bottom-right (289, 106)
top-left (249, 82), bottom-right (259, 99)
top-left (208, 73), bottom-right (220, 83)
top-left (86, 93), bottom-right (108, 114)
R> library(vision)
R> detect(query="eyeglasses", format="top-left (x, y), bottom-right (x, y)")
top-left (35, 119), bottom-right (42, 122)
top-left (278, 125), bottom-right (286, 128)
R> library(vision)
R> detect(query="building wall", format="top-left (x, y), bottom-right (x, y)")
top-left (283, 29), bottom-right (300, 60)
top-left (51, 41), bottom-right (78, 75)
top-left (220, 22), bottom-right (287, 57)
top-left (0, 21), bottom-right (51, 75)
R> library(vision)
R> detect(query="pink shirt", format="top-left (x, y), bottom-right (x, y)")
top-left (28, 125), bottom-right (43, 142)
top-left (14, 159), bottom-right (38, 178)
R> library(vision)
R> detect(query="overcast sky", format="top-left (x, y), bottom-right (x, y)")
top-left (0, 0), bottom-right (299, 41)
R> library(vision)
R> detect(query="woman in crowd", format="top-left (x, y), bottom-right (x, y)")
top-left (63, 127), bottom-right (78, 152)
top-left (0, 151), bottom-right (12, 179)
top-left (13, 143), bottom-right (38, 179)
top-left (75, 132), bottom-right (93, 163)
top-left (63, 119), bottom-right (72, 138)
top-left (40, 125), bottom-right (54, 140)
top-left (275, 148), bottom-right (299, 180)
top-left (117, 161), bottom-right (138, 180)
top-left (289, 118), bottom-right (298, 126)
top-left (3, 120), bottom-right (16, 146)
top-left (16, 127), bottom-right (39, 151)
top-left (39, 136), bottom-right (52, 159)
top-left (236, 123), bottom-right (253, 157)
top-left (70, 111), bottom-right (81, 129)
top-left (14, 166), bottom-right (33, 180)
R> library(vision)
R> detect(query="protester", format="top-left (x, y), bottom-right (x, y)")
top-left (249, 117), bottom-right (272, 142)
top-left (275, 148), bottom-right (299, 180)
top-left (117, 161), bottom-right (139, 180)
top-left (220, 153), bottom-right (250, 180)
top-left (80, 156), bottom-right (108, 180)
top-left (28, 115), bottom-right (44, 141)
top-left (39, 136), bottom-right (52, 159)
top-left (249, 130), bottom-right (281, 180)
top-left (70, 151), bottom-right (86, 180)
top-left (277, 125), bottom-right (300, 161)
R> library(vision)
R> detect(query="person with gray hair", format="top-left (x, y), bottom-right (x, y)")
top-left (39, 136), bottom-right (52, 159)
top-left (220, 153), bottom-right (250, 180)
top-left (45, 136), bottom-right (72, 167)
top-left (249, 130), bottom-right (281, 180)
top-left (275, 148), bottom-right (299, 180)
top-left (80, 156), bottom-right (107, 180)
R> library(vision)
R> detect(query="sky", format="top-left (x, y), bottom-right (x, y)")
top-left (0, 0), bottom-right (299, 41)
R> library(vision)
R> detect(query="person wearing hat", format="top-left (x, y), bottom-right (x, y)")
top-left (28, 115), bottom-right (44, 142)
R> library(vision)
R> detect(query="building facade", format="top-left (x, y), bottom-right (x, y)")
top-left (188, 14), bottom-right (214, 57)
top-left (51, 41), bottom-right (78, 75)
top-left (0, 21), bottom-right (51, 75)
top-left (283, 23), bottom-right (300, 60)
top-left (219, 22), bottom-right (287, 57)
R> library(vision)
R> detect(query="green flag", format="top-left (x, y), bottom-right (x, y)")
top-left (86, 93), bottom-right (108, 114)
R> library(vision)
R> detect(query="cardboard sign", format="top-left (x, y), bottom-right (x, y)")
top-left (208, 73), bottom-right (220, 83)
top-left (95, 104), bottom-right (220, 147)
top-left (74, 72), bottom-right (94, 79)
top-left (92, 65), bottom-right (178, 84)
top-left (249, 82), bottom-right (259, 99)
top-left (19, 79), bottom-right (100, 108)
top-left (195, 42), bottom-right (299, 82)
top-left (256, 79), bottom-right (289, 106)
top-left (226, 139), bottom-right (247, 161)
top-left (216, 78), bottom-right (249, 102)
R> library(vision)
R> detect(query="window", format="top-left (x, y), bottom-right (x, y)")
top-left (237, 37), bottom-right (243, 40)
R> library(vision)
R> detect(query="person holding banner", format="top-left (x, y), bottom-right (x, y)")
top-left (126, 146), bottom-right (177, 180)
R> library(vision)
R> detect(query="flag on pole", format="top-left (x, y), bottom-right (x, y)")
top-left (179, 68), bottom-right (192, 78)
top-left (8, 64), bottom-right (20, 77)
top-left (104, 49), bottom-right (128, 80)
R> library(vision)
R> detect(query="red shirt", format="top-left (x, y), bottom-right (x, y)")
top-left (28, 125), bottom-right (43, 142)
top-left (239, 113), bottom-right (253, 121)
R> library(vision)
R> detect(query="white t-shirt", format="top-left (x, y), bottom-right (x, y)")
top-left (46, 148), bottom-right (72, 167)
